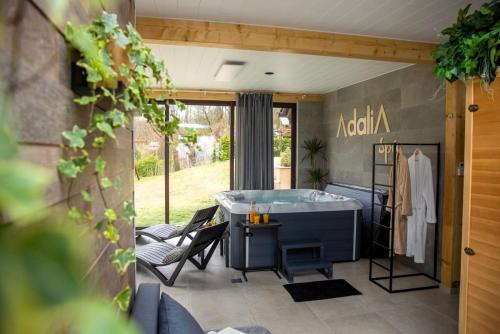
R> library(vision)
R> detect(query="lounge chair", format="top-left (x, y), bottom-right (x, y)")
top-left (136, 205), bottom-right (219, 244)
top-left (136, 222), bottom-right (229, 286)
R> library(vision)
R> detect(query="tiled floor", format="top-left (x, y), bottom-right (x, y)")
top-left (136, 246), bottom-right (458, 334)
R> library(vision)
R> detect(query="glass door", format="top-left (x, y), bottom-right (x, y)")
top-left (273, 103), bottom-right (296, 189)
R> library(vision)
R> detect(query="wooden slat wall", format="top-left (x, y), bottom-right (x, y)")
top-left (0, 0), bottom-right (136, 299)
top-left (441, 81), bottom-right (465, 288)
top-left (460, 79), bottom-right (500, 333)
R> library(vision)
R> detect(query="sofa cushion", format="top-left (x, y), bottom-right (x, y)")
top-left (159, 292), bottom-right (204, 334)
top-left (131, 283), bottom-right (160, 334)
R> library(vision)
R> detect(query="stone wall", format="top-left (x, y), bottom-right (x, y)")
top-left (0, 0), bottom-right (136, 299)
top-left (322, 64), bottom-right (445, 274)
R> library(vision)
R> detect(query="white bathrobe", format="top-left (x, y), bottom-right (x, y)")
top-left (407, 152), bottom-right (436, 263)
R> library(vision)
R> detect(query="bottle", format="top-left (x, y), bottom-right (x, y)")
top-left (249, 200), bottom-right (256, 224)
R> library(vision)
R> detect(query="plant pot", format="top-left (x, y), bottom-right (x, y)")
top-left (70, 39), bottom-right (131, 96)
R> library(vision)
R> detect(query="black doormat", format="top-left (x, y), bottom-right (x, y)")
top-left (283, 279), bottom-right (362, 302)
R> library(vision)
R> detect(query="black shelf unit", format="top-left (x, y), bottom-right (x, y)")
top-left (369, 142), bottom-right (440, 293)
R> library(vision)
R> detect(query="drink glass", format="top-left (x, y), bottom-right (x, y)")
top-left (263, 213), bottom-right (269, 224)
top-left (254, 214), bottom-right (261, 224)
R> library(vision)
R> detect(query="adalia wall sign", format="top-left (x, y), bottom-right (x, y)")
top-left (336, 104), bottom-right (390, 138)
top-left (336, 104), bottom-right (394, 163)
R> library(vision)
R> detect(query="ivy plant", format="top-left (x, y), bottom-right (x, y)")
top-left (59, 11), bottom-right (182, 311)
top-left (432, 1), bottom-right (500, 85)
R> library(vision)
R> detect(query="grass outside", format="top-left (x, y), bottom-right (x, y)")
top-left (135, 161), bottom-right (229, 227)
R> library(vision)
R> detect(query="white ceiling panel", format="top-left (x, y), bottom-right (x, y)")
top-left (151, 44), bottom-right (411, 94)
top-left (137, 0), bottom-right (485, 42)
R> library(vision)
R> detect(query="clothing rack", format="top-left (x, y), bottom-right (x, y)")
top-left (369, 143), bottom-right (440, 293)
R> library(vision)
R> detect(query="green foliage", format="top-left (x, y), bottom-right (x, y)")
top-left (301, 137), bottom-right (327, 167)
top-left (0, 161), bottom-right (49, 222)
top-left (100, 177), bottom-right (113, 189)
top-left (273, 136), bottom-right (291, 157)
top-left (280, 147), bottom-right (291, 167)
top-left (62, 125), bottom-right (87, 149)
top-left (214, 135), bottom-right (230, 161)
top-left (307, 168), bottom-right (329, 190)
top-left (122, 201), bottom-right (135, 222)
top-left (56, 10), bottom-right (182, 313)
top-left (432, 1), bottom-right (500, 84)
top-left (113, 286), bottom-right (132, 311)
top-left (301, 137), bottom-right (328, 189)
top-left (136, 154), bottom-right (163, 177)
top-left (110, 248), bottom-right (135, 274)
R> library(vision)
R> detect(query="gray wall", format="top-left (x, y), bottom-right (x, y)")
top-left (323, 64), bottom-right (445, 187)
top-left (321, 64), bottom-right (445, 275)
top-left (297, 101), bottom-right (325, 189)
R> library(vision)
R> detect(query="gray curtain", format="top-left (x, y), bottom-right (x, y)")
top-left (235, 93), bottom-right (274, 190)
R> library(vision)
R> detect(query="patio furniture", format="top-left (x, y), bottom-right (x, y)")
top-left (136, 222), bottom-right (229, 286)
top-left (132, 283), bottom-right (272, 334)
top-left (237, 220), bottom-right (282, 282)
top-left (136, 205), bottom-right (219, 244)
top-left (279, 239), bottom-right (333, 283)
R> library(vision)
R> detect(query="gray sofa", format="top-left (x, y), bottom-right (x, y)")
top-left (131, 283), bottom-right (271, 334)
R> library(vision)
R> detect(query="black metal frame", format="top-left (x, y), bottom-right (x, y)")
top-left (137, 222), bottom-right (229, 286)
top-left (369, 142), bottom-right (441, 293)
top-left (237, 221), bottom-right (282, 282)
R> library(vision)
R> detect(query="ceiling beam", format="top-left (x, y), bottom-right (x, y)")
top-left (149, 89), bottom-right (324, 103)
top-left (137, 17), bottom-right (436, 64)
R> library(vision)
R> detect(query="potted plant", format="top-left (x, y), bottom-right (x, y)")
top-left (432, 1), bottom-right (500, 85)
top-left (301, 137), bottom-right (328, 189)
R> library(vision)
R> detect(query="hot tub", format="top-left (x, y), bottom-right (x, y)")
top-left (216, 189), bottom-right (363, 270)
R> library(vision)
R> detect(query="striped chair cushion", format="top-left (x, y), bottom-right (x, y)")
top-left (136, 242), bottom-right (188, 266)
top-left (142, 224), bottom-right (186, 239)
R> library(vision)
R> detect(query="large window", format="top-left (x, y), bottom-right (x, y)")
top-left (167, 102), bottom-right (234, 224)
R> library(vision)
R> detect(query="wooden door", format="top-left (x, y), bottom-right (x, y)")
top-left (459, 79), bottom-right (500, 333)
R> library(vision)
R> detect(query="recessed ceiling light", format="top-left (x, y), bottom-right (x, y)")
top-left (265, 71), bottom-right (275, 76)
top-left (214, 61), bottom-right (246, 82)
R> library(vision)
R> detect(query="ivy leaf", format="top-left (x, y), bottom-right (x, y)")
top-left (92, 136), bottom-right (106, 148)
top-left (62, 125), bottom-right (87, 149)
top-left (103, 223), bottom-right (119, 243)
top-left (114, 175), bottom-right (122, 193)
top-left (119, 98), bottom-right (135, 111)
top-left (100, 87), bottom-right (116, 104)
top-left (113, 286), bottom-right (132, 311)
top-left (101, 11), bottom-right (119, 34)
top-left (81, 190), bottom-right (93, 203)
top-left (100, 177), bottom-right (113, 189)
top-left (74, 95), bottom-right (100, 105)
top-left (115, 30), bottom-right (130, 48)
top-left (105, 109), bottom-right (128, 128)
top-left (95, 156), bottom-right (106, 174)
top-left (96, 121), bottom-right (116, 138)
top-left (110, 248), bottom-right (135, 274)
top-left (122, 201), bottom-right (135, 222)
top-left (105, 208), bottom-right (117, 222)
top-left (57, 159), bottom-right (79, 178)
top-left (76, 60), bottom-right (102, 84)
top-left (68, 206), bottom-right (82, 222)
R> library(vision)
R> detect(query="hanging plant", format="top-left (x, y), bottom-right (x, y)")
top-left (59, 11), bottom-right (183, 311)
top-left (432, 1), bottom-right (500, 85)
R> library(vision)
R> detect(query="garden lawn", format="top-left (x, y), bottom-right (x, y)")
top-left (135, 161), bottom-right (229, 227)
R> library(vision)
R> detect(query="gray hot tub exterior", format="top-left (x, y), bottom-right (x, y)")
top-left (219, 207), bottom-right (362, 269)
